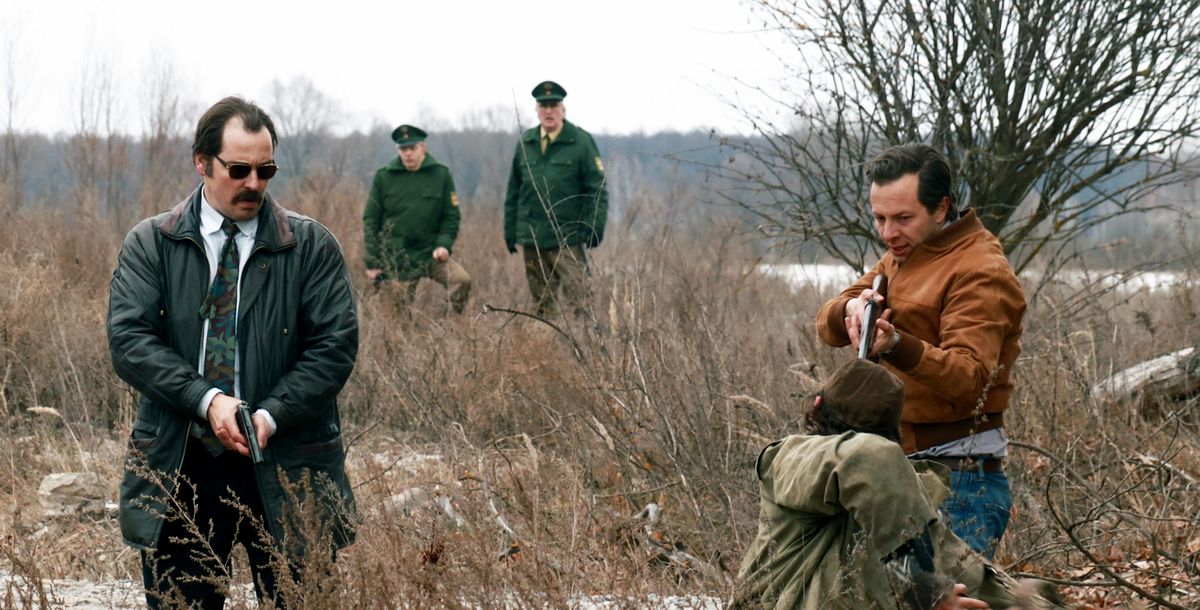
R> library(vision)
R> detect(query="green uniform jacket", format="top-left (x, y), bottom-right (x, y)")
top-left (503, 119), bottom-right (608, 248)
top-left (730, 433), bottom-right (1016, 610)
top-left (364, 153), bottom-right (460, 281)
top-left (108, 186), bottom-right (359, 552)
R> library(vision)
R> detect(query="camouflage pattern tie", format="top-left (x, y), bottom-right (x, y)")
top-left (198, 219), bottom-right (240, 455)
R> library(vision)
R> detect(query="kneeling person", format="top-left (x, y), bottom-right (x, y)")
top-left (731, 359), bottom-right (1069, 610)
top-left (364, 124), bottom-right (471, 314)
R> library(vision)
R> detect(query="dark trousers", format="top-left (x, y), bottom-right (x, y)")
top-left (522, 244), bottom-right (590, 317)
top-left (141, 440), bottom-right (282, 609)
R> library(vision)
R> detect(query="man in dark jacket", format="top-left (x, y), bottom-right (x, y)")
top-left (503, 80), bottom-right (608, 317)
top-left (108, 96), bottom-right (359, 609)
top-left (364, 124), bottom-right (471, 314)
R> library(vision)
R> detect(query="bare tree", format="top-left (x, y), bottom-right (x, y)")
top-left (264, 76), bottom-right (342, 180)
top-left (0, 13), bottom-right (29, 214)
top-left (458, 105), bottom-right (520, 133)
top-left (137, 51), bottom-right (191, 217)
top-left (725, 0), bottom-right (1200, 274)
top-left (65, 40), bottom-right (130, 220)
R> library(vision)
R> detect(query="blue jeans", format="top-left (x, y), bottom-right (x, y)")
top-left (942, 469), bottom-right (1011, 558)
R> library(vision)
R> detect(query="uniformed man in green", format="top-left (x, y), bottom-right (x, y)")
top-left (364, 124), bottom-right (471, 314)
top-left (503, 80), bottom-right (608, 317)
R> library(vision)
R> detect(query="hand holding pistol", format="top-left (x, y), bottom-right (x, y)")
top-left (236, 401), bottom-right (264, 464)
top-left (858, 274), bottom-right (889, 360)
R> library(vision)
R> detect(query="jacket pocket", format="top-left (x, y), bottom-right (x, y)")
top-left (281, 428), bottom-right (347, 471)
top-left (298, 434), bottom-right (342, 457)
top-left (545, 158), bottom-right (578, 186)
top-left (129, 419), bottom-right (160, 450)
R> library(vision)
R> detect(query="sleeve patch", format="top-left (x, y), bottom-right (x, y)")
top-left (594, 156), bottom-right (605, 173)
top-left (450, 192), bottom-right (459, 207)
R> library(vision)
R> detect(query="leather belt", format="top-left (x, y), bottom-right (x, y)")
top-left (925, 456), bottom-right (1004, 473)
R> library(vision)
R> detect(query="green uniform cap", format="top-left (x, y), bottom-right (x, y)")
top-left (391, 124), bottom-right (428, 146)
top-left (532, 81), bottom-right (567, 102)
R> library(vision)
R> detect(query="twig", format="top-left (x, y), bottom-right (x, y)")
top-left (345, 420), bottom-right (380, 458)
top-left (477, 454), bottom-right (522, 561)
top-left (1007, 572), bottom-right (1118, 588)
top-left (1131, 452), bottom-right (1199, 488)
top-left (591, 481), bottom-right (679, 500)
top-left (1045, 475), bottom-right (1190, 610)
top-left (482, 303), bottom-right (584, 363)
top-left (1010, 440), bottom-right (1151, 537)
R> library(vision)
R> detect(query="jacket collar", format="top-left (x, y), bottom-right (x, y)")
top-left (523, 119), bottom-right (578, 144)
top-left (918, 208), bottom-right (983, 255)
top-left (879, 208), bottom-right (985, 273)
top-left (158, 185), bottom-right (296, 251)
top-left (385, 153), bottom-right (442, 173)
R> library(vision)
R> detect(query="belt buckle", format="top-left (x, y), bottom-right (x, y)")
top-left (962, 456), bottom-right (1002, 473)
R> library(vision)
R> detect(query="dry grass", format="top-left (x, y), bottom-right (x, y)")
top-left (0, 182), bottom-right (1197, 609)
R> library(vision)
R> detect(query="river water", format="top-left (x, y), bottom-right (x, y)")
top-left (760, 263), bottom-right (1189, 294)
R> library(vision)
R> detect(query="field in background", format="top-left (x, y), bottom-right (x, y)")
top-left (1, 180), bottom-right (1198, 609)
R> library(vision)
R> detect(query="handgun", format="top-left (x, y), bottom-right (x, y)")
top-left (236, 401), bottom-right (264, 464)
top-left (858, 274), bottom-right (889, 360)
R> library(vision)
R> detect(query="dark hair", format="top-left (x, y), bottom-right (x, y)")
top-left (191, 96), bottom-right (278, 159)
top-left (803, 393), bottom-right (902, 443)
top-left (864, 144), bottom-right (956, 215)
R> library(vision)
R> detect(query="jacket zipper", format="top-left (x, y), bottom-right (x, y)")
top-left (242, 241), bottom-right (281, 541)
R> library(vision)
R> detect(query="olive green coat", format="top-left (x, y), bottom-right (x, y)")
top-left (730, 432), bottom-right (1020, 610)
top-left (503, 119), bottom-right (608, 248)
top-left (364, 154), bottom-right (460, 281)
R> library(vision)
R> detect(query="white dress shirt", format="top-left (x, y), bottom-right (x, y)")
top-left (195, 191), bottom-right (277, 435)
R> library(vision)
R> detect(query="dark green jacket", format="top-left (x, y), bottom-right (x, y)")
top-left (108, 186), bottom-right (359, 552)
top-left (503, 119), bottom-right (608, 248)
top-left (364, 154), bottom-right (460, 280)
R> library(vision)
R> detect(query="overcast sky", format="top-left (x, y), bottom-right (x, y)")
top-left (0, 0), bottom-right (789, 136)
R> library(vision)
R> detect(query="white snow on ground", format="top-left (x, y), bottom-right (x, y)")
top-left (0, 572), bottom-right (724, 609)
top-left (575, 594), bottom-right (723, 609)
top-left (1, 571), bottom-right (145, 609)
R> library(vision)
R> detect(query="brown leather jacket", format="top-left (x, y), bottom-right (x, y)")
top-left (816, 210), bottom-right (1026, 453)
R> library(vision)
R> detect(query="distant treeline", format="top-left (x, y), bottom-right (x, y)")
top-left (0, 127), bottom-right (736, 220)
top-left (0, 127), bottom-right (1193, 267)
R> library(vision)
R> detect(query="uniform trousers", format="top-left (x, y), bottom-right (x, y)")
top-left (522, 243), bottom-right (589, 317)
top-left (393, 257), bottom-right (472, 314)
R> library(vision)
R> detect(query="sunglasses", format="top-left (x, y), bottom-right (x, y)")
top-left (215, 155), bottom-right (279, 180)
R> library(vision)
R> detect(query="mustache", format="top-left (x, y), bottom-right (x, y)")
top-left (235, 190), bottom-right (263, 204)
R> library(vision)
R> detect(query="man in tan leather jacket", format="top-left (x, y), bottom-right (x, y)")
top-left (816, 144), bottom-right (1026, 557)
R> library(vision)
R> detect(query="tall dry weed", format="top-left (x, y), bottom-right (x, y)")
top-left (0, 182), bottom-right (1196, 608)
